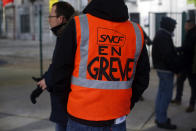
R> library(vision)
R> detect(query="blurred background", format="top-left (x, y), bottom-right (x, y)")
top-left (0, 0), bottom-right (195, 45)
top-left (0, 0), bottom-right (195, 131)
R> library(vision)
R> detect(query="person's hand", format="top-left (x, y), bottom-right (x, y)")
top-left (37, 79), bottom-right (47, 90)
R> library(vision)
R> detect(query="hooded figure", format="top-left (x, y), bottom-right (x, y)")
top-left (152, 17), bottom-right (181, 73)
top-left (43, 0), bottom-right (150, 130)
top-left (152, 17), bottom-right (182, 130)
top-left (160, 16), bottom-right (177, 33)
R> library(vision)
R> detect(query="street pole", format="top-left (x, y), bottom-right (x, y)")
top-left (13, 5), bottom-right (15, 39)
top-left (0, 10), bottom-right (1, 37)
top-left (31, 2), bottom-right (35, 40)
top-left (39, 4), bottom-right (43, 76)
top-left (2, 7), bottom-right (5, 36)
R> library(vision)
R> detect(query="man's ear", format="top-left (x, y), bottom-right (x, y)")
top-left (58, 16), bottom-right (67, 24)
top-left (58, 16), bottom-right (63, 23)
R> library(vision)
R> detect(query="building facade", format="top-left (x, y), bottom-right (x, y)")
top-left (126, 0), bottom-right (196, 47)
top-left (0, 1), bottom-right (3, 37)
top-left (0, 0), bottom-right (49, 41)
top-left (0, 0), bottom-right (195, 44)
top-left (0, 0), bottom-right (87, 43)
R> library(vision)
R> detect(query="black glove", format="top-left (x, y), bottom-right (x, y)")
top-left (30, 76), bottom-right (43, 104)
top-left (30, 86), bottom-right (43, 104)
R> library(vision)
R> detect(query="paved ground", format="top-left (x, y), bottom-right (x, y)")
top-left (0, 39), bottom-right (195, 131)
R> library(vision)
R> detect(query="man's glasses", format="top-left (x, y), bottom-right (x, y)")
top-left (48, 16), bottom-right (58, 18)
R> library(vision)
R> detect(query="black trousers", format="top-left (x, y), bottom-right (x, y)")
top-left (175, 73), bottom-right (196, 106)
top-left (175, 73), bottom-right (187, 101)
top-left (187, 74), bottom-right (196, 106)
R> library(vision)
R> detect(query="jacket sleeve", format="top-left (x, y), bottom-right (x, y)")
top-left (44, 19), bottom-right (76, 93)
top-left (131, 45), bottom-right (150, 109)
top-left (160, 36), bottom-right (182, 73)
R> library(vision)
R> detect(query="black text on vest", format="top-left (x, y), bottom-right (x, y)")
top-left (87, 28), bottom-right (132, 81)
top-left (87, 46), bottom-right (134, 81)
top-left (97, 28), bottom-right (126, 47)
top-left (87, 57), bottom-right (134, 81)
top-left (99, 35), bottom-right (124, 44)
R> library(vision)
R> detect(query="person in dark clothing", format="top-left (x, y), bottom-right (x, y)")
top-left (171, 72), bottom-right (187, 105)
top-left (173, 19), bottom-right (196, 113)
top-left (36, 2), bottom-right (75, 131)
top-left (152, 16), bottom-right (181, 130)
top-left (38, 0), bottom-right (150, 130)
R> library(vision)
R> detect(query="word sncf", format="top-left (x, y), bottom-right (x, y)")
top-left (99, 35), bottom-right (124, 44)
top-left (97, 28), bottom-right (126, 46)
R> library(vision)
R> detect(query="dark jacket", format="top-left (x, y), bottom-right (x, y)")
top-left (44, 24), bottom-right (73, 125)
top-left (152, 17), bottom-right (181, 73)
top-left (179, 26), bottom-right (196, 74)
top-left (45, 0), bottom-right (150, 126)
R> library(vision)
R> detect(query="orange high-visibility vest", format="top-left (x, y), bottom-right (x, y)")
top-left (67, 14), bottom-right (144, 121)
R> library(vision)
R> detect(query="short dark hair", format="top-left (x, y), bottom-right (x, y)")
top-left (52, 1), bottom-right (75, 20)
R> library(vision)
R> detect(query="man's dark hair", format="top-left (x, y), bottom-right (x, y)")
top-left (53, 1), bottom-right (75, 20)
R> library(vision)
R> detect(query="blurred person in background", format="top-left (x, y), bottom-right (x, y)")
top-left (171, 73), bottom-right (187, 105)
top-left (152, 16), bottom-right (182, 130)
top-left (172, 19), bottom-right (196, 113)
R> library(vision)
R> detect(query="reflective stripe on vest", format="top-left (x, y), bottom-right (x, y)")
top-left (71, 14), bottom-right (143, 90)
top-left (78, 15), bottom-right (89, 78)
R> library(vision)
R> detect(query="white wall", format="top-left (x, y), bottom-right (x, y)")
top-left (14, 0), bottom-right (22, 5)
top-left (126, 0), bottom-right (195, 66)
top-left (129, 0), bottom-right (195, 30)
top-left (127, 0), bottom-right (195, 42)
top-left (62, 0), bottom-right (87, 12)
